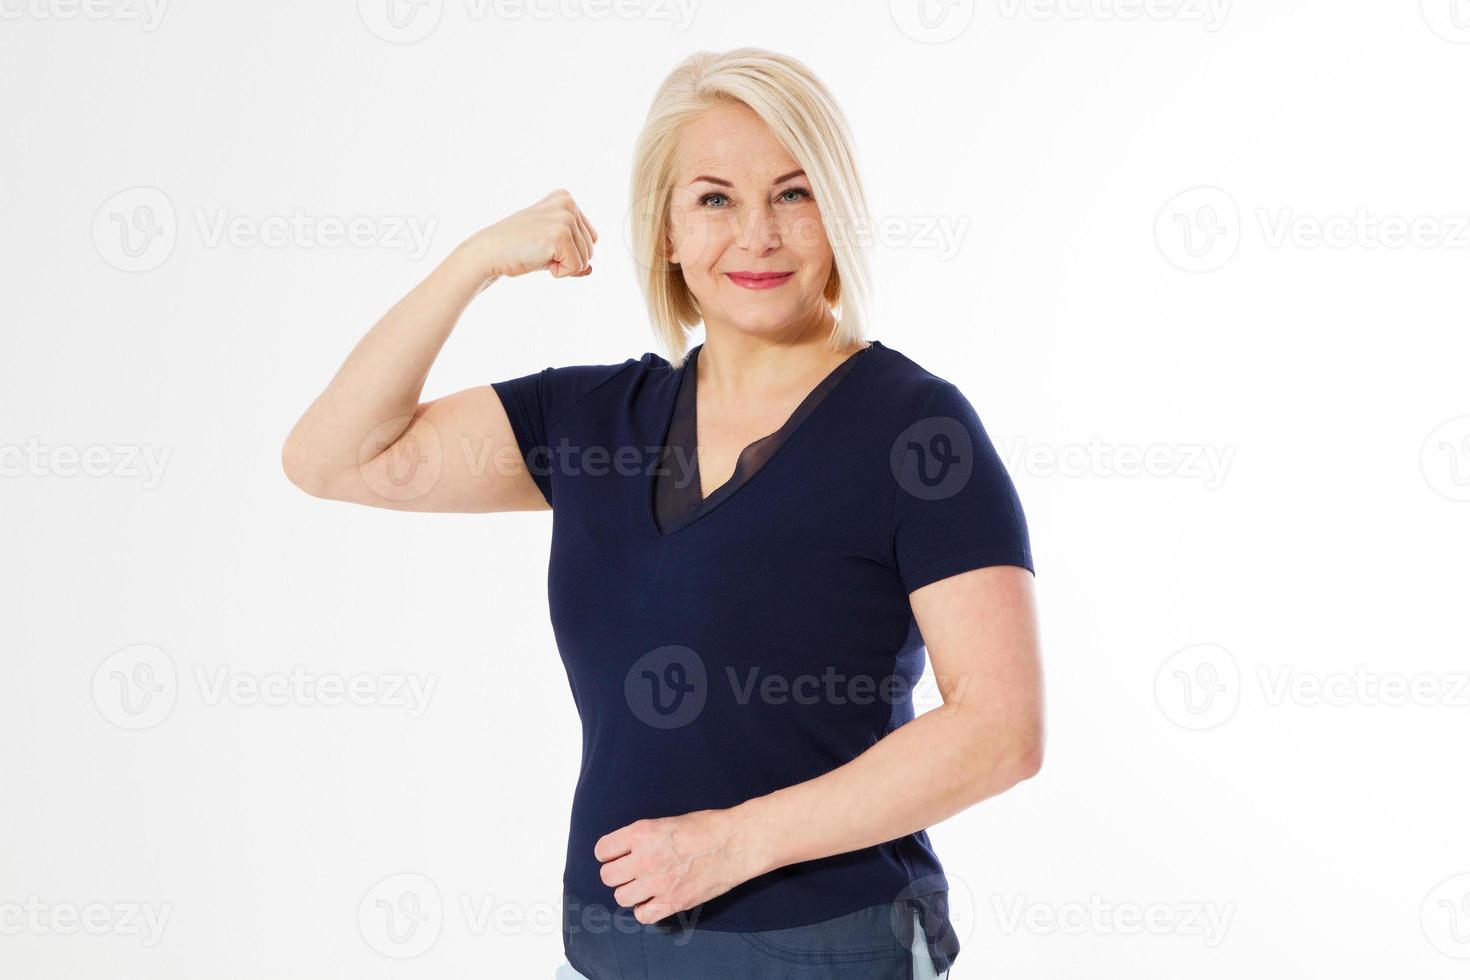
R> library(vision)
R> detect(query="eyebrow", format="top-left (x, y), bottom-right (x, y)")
top-left (688, 169), bottom-right (806, 188)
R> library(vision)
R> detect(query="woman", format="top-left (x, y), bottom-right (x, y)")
top-left (283, 47), bottom-right (1043, 980)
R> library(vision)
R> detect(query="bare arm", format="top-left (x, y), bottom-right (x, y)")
top-left (594, 564), bottom-right (1043, 924)
top-left (280, 189), bottom-right (598, 513)
top-left (731, 565), bottom-right (1043, 865)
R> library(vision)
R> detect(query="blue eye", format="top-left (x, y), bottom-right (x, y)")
top-left (697, 188), bottom-right (812, 208)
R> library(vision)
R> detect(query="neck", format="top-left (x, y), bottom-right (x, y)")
top-left (695, 308), bottom-right (864, 403)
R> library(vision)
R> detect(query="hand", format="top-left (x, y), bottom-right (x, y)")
top-left (594, 808), bottom-right (769, 925)
top-left (462, 188), bottom-right (598, 281)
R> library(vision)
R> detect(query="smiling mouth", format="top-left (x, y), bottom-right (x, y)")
top-left (726, 271), bottom-right (795, 289)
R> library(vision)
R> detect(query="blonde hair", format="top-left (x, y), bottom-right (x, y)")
top-left (628, 48), bottom-right (875, 369)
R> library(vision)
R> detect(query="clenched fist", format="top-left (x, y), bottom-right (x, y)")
top-left (463, 188), bottom-right (599, 282)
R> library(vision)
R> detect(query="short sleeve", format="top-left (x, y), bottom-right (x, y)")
top-left (490, 357), bottom-right (640, 506)
top-left (889, 380), bottom-right (1034, 593)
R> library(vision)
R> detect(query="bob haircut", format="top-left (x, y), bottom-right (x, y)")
top-left (628, 47), bottom-right (875, 369)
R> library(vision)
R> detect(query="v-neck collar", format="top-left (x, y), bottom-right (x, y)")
top-left (647, 340), bottom-right (881, 539)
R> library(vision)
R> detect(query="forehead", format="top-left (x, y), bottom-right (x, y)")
top-left (672, 101), bottom-right (799, 181)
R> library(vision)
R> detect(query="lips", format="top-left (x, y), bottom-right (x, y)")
top-left (726, 271), bottom-right (795, 289)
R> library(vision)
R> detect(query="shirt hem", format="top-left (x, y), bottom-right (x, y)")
top-left (561, 874), bottom-right (951, 934)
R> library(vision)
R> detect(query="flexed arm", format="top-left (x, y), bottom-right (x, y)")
top-left (280, 189), bottom-right (598, 512)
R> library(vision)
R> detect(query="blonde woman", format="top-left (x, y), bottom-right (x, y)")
top-left (283, 47), bottom-right (1043, 980)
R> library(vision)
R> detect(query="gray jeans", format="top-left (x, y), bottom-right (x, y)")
top-left (556, 898), bottom-right (952, 980)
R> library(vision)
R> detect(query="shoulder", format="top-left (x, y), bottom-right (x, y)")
top-left (863, 341), bottom-right (978, 425)
top-left (547, 350), bottom-right (663, 388)
top-left (492, 351), bottom-right (665, 429)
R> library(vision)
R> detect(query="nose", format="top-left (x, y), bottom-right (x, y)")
top-left (732, 201), bottom-right (782, 252)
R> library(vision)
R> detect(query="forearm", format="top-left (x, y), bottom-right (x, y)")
top-left (281, 239), bottom-right (495, 483)
top-left (732, 701), bottom-right (1041, 878)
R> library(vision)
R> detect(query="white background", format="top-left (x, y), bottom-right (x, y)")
top-left (3, 1), bottom-right (1469, 977)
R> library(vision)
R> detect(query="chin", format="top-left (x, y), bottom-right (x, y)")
top-left (723, 297), bottom-right (812, 330)
top-left (724, 312), bottom-right (800, 337)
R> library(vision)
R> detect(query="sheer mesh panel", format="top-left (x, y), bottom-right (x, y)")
top-left (653, 343), bottom-right (872, 535)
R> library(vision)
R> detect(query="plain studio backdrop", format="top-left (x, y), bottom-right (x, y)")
top-left (3, 2), bottom-right (1468, 977)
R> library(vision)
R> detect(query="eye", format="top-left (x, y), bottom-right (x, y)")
top-left (777, 187), bottom-right (812, 203)
top-left (697, 192), bottom-right (729, 208)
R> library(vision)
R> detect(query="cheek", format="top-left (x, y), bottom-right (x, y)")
top-left (671, 213), bottom-right (736, 268)
top-left (785, 211), bottom-right (830, 262)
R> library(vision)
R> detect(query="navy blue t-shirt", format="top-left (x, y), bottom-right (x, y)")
top-left (491, 338), bottom-right (1033, 962)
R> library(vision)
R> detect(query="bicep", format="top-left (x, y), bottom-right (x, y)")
top-left (338, 386), bottom-right (550, 513)
top-left (909, 565), bottom-right (1043, 743)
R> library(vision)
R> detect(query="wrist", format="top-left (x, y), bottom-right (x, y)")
top-left (450, 233), bottom-right (502, 292)
top-left (725, 796), bottom-right (784, 881)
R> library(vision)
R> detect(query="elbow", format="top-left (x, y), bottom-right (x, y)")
top-left (280, 436), bottom-right (331, 499)
top-left (985, 727), bottom-right (1044, 793)
top-left (956, 724), bottom-right (1043, 801)
top-left (953, 711), bottom-right (1044, 798)
top-left (1011, 737), bottom-right (1044, 783)
top-left (1006, 716), bottom-right (1045, 783)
